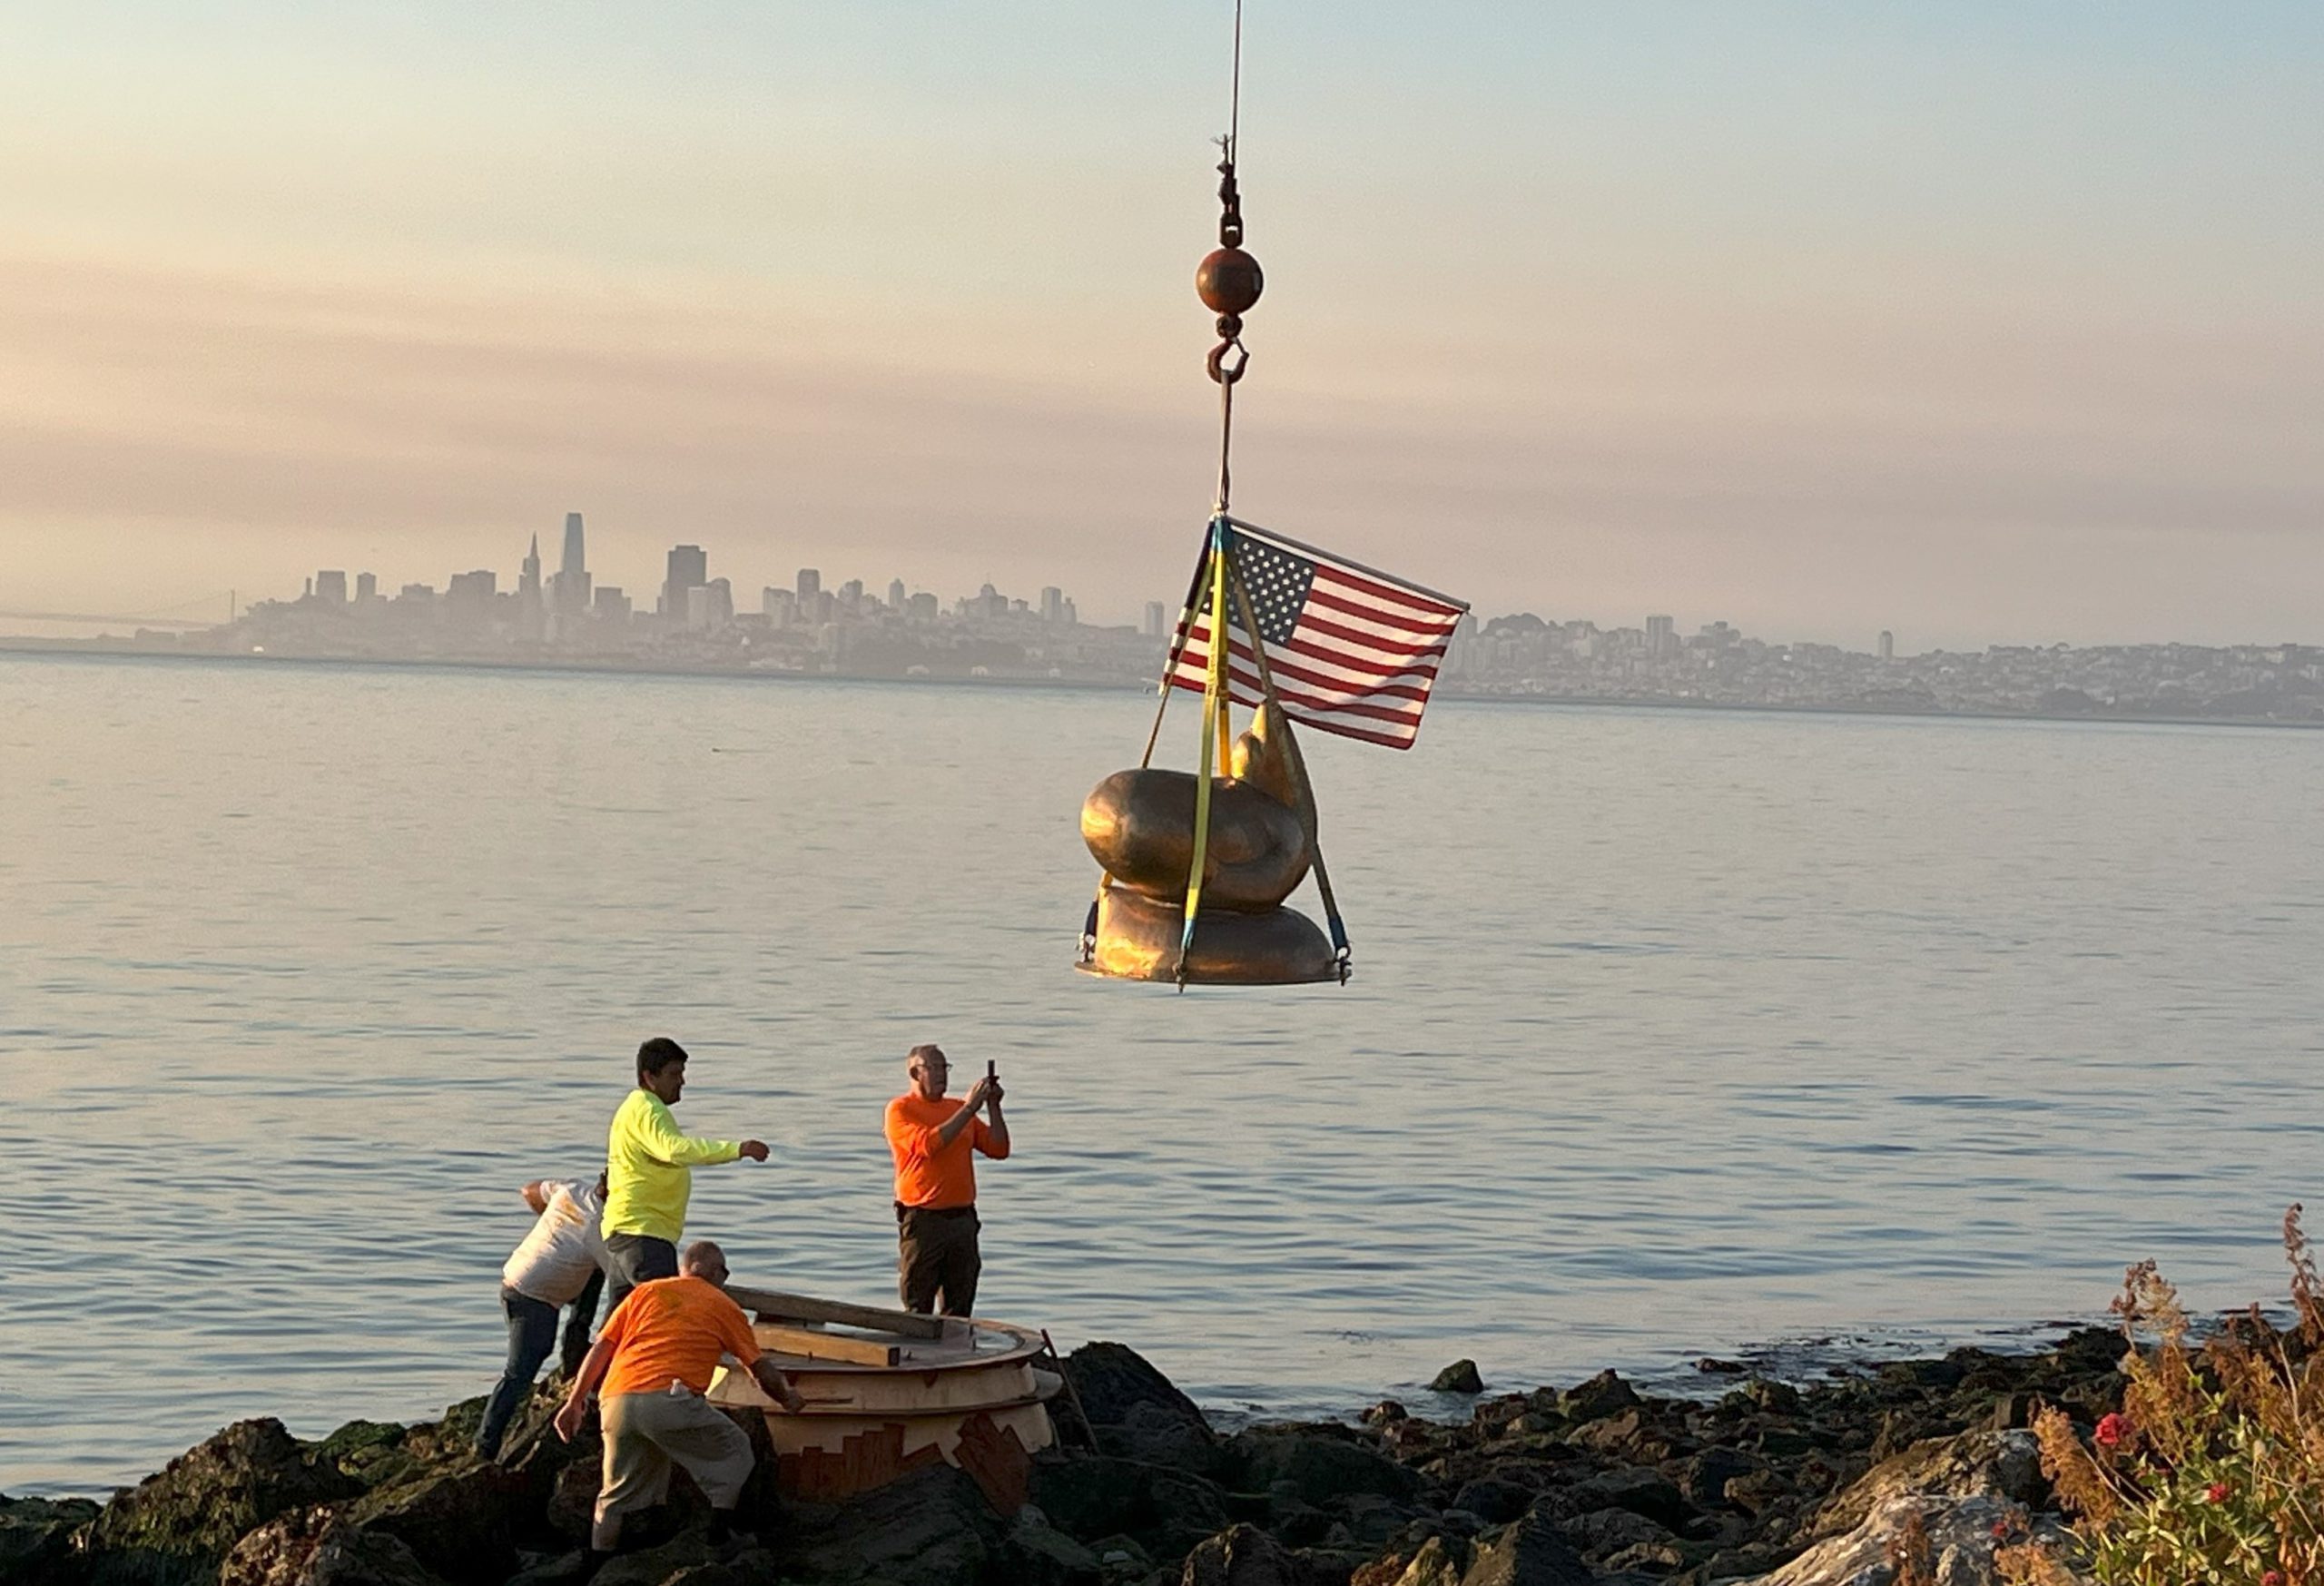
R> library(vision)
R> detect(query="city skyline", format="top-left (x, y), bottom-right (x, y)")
top-left (10, 505), bottom-right (2322, 662)
top-left (4, 6), bottom-right (2321, 650)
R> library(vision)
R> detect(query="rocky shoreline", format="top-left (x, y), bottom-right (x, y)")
top-left (0, 1326), bottom-right (2128, 1586)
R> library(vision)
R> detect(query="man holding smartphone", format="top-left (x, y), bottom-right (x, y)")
top-left (883, 1043), bottom-right (1010, 1316)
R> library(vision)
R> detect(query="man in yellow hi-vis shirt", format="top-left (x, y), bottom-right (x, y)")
top-left (600, 1037), bottom-right (768, 1318)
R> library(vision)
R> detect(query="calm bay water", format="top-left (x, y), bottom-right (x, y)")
top-left (4, 651), bottom-right (2321, 1494)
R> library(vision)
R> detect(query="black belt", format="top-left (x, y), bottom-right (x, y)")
top-left (895, 1201), bottom-right (976, 1221)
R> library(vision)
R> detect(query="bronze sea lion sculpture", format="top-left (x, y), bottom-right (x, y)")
top-left (1078, 703), bottom-right (1337, 983)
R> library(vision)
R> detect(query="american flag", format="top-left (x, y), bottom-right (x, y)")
top-left (1169, 519), bottom-right (1468, 750)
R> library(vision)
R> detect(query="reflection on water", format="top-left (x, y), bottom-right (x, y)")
top-left (3, 653), bottom-right (2320, 1492)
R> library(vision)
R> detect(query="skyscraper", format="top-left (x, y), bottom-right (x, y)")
top-left (888, 578), bottom-right (907, 612)
top-left (1878, 630), bottom-right (1895, 662)
top-left (551, 512), bottom-right (591, 616)
top-left (519, 535), bottom-right (543, 603)
top-left (797, 568), bottom-right (821, 602)
top-left (1645, 614), bottom-right (1676, 655)
top-left (315, 570), bottom-right (348, 605)
top-left (662, 545), bottom-right (707, 620)
top-left (1040, 586), bottom-right (1064, 625)
top-left (1143, 601), bottom-right (1167, 639)
top-left (355, 572), bottom-right (378, 602)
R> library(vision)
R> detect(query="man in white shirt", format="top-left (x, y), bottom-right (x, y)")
top-left (477, 1172), bottom-right (612, 1461)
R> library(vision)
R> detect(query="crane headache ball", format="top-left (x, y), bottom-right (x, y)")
top-left (1196, 248), bottom-right (1265, 317)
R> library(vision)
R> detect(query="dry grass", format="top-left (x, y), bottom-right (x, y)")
top-left (2004, 1206), bottom-right (2324, 1586)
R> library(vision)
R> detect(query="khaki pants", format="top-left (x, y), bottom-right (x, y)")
top-left (596, 1388), bottom-right (755, 1522)
top-left (896, 1203), bottom-right (980, 1316)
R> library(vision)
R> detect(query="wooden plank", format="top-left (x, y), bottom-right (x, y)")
top-left (726, 1286), bottom-right (946, 1340)
top-left (754, 1323), bottom-right (901, 1367)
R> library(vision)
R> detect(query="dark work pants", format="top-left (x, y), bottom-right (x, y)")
top-left (896, 1204), bottom-right (980, 1317)
top-left (603, 1232), bottom-right (678, 1322)
top-left (478, 1286), bottom-right (559, 1459)
top-left (559, 1267), bottom-right (605, 1378)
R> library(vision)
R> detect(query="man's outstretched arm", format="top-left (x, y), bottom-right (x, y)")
top-left (554, 1335), bottom-right (617, 1442)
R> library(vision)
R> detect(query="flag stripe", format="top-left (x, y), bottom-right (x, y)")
top-left (1177, 626), bottom-right (1440, 699)
top-left (1168, 671), bottom-right (1426, 740)
top-left (1278, 608), bottom-right (1455, 665)
top-left (1170, 522), bottom-right (1463, 751)
top-left (1308, 564), bottom-right (1464, 622)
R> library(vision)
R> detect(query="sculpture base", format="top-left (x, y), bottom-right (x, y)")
top-left (1080, 886), bottom-right (1341, 986)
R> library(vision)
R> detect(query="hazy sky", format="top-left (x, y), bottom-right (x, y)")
top-left (5, 2), bottom-right (2320, 647)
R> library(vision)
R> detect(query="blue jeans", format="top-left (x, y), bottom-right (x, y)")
top-left (478, 1286), bottom-right (559, 1459)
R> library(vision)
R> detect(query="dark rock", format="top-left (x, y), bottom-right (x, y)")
top-left (1732, 1380), bottom-right (1800, 1416)
top-left (1600, 1539), bottom-right (1686, 1574)
top-left (1088, 1532), bottom-right (1154, 1578)
top-left (2, 1492), bottom-right (102, 1586)
top-left (589, 1528), bottom-right (773, 1586)
top-left (1179, 1523), bottom-right (1300, 1586)
top-left (346, 1461), bottom-right (526, 1584)
top-left (1718, 1471), bottom-right (1791, 1519)
top-left (1677, 1450), bottom-right (1762, 1511)
top-left (1876, 1359), bottom-right (1963, 1392)
top-left (1000, 1505), bottom-right (1108, 1586)
top-left (1101, 1401), bottom-right (1228, 1479)
top-left (1987, 1393), bottom-right (2036, 1432)
top-left (1461, 1507), bottom-right (1594, 1586)
top-left (1449, 1479), bottom-right (1534, 1528)
top-left (1557, 1372), bottom-right (1641, 1424)
top-left (1030, 1453), bottom-right (1233, 1561)
top-left (1334, 1493), bottom-right (1427, 1552)
top-left (1568, 1506), bottom-right (1676, 1559)
top-left (1569, 1469), bottom-right (1691, 1533)
top-left (308, 1425), bottom-right (411, 1493)
top-left (1429, 1362), bottom-right (1485, 1396)
top-left (1472, 1398), bottom-right (1530, 1433)
top-left (1236, 1433), bottom-right (1420, 1509)
top-left (1065, 1345), bottom-right (1216, 1439)
top-left (84, 1419), bottom-right (366, 1586)
top-left (216, 1507), bottom-right (444, 1586)
top-left (2048, 1327), bottom-right (2126, 1376)
top-left (792, 1463), bottom-right (1002, 1586)
top-left (1691, 1360), bottom-right (1748, 1376)
top-left (1362, 1404), bottom-right (1410, 1427)
top-left (1363, 1533), bottom-right (1468, 1586)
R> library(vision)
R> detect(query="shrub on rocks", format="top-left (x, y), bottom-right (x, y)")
top-left (2008, 1213), bottom-right (2324, 1586)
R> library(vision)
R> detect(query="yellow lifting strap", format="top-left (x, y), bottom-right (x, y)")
top-left (1177, 518), bottom-right (1233, 980)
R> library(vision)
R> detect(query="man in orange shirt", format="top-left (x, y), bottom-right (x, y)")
top-left (883, 1043), bottom-right (1010, 1317)
top-left (555, 1240), bottom-right (803, 1570)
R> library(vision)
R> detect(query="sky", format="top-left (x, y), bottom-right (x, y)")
top-left (3, 2), bottom-right (2320, 649)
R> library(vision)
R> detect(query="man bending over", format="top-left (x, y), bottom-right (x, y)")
top-left (555, 1240), bottom-right (803, 1571)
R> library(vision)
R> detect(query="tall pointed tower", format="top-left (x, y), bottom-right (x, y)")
top-left (553, 512), bottom-right (591, 617)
